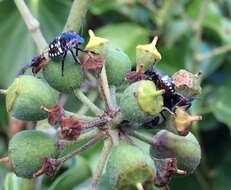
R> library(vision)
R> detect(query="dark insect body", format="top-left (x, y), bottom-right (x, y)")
top-left (17, 54), bottom-right (46, 76)
top-left (18, 31), bottom-right (86, 76)
top-left (144, 70), bottom-right (192, 112)
top-left (48, 31), bottom-right (85, 76)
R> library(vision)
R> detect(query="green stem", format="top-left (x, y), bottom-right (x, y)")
top-left (196, 43), bottom-right (231, 62)
top-left (14, 0), bottom-right (47, 50)
top-left (73, 89), bottom-right (104, 116)
top-left (136, 182), bottom-right (144, 190)
top-left (59, 132), bottom-right (106, 163)
top-left (129, 131), bottom-right (154, 146)
top-left (78, 90), bottom-right (99, 115)
top-left (91, 138), bottom-right (113, 188)
top-left (65, 110), bottom-right (96, 121)
top-left (0, 89), bottom-right (7, 96)
top-left (63, 0), bottom-right (92, 32)
top-left (99, 66), bottom-right (114, 113)
top-left (110, 85), bottom-right (118, 108)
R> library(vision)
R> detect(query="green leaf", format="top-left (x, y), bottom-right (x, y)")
top-left (96, 23), bottom-right (149, 65)
top-left (210, 85), bottom-right (231, 129)
top-left (197, 41), bottom-right (224, 78)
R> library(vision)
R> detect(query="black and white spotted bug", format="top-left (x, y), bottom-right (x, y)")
top-left (18, 31), bottom-right (86, 76)
top-left (144, 70), bottom-right (192, 112)
top-left (48, 31), bottom-right (85, 76)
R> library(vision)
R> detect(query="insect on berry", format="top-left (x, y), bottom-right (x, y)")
top-left (144, 70), bottom-right (192, 112)
top-left (48, 31), bottom-right (85, 76)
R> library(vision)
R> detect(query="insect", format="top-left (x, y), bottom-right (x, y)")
top-left (48, 31), bottom-right (85, 76)
top-left (17, 54), bottom-right (47, 76)
top-left (144, 70), bottom-right (192, 112)
top-left (18, 31), bottom-right (86, 76)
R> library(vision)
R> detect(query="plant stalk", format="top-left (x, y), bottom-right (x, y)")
top-left (64, 0), bottom-right (93, 32)
top-left (90, 138), bottom-right (113, 188)
top-left (129, 131), bottom-right (154, 145)
top-left (14, 0), bottom-right (47, 50)
top-left (73, 89), bottom-right (103, 116)
top-left (99, 66), bottom-right (114, 113)
top-left (59, 132), bottom-right (107, 163)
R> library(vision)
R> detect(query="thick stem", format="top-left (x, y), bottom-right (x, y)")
top-left (0, 89), bottom-right (7, 96)
top-left (193, 0), bottom-right (209, 72)
top-left (136, 182), bottom-right (144, 190)
top-left (110, 86), bottom-right (118, 108)
top-left (14, 0), bottom-right (47, 50)
top-left (64, 0), bottom-right (92, 32)
top-left (59, 132), bottom-right (107, 163)
top-left (129, 131), bottom-right (154, 146)
top-left (196, 44), bottom-right (231, 61)
top-left (65, 110), bottom-right (97, 121)
top-left (78, 90), bottom-right (99, 115)
top-left (73, 89), bottom-right (103, 116)
top-left (98, 66), bottom-right (114, 113)
top-left (91, 138), bottom-right (113, 188)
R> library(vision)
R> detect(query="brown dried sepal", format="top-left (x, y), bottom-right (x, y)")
top-left (41, 105), bottom-right (64, 126)
top-left (175, 106), bottom-right (202, 136)
top-left (154, 158), bottom-right (186, 187)
top-left (125, 64), bottom-right (146, 83)
top-left (60, 116), bottom-right (82, 140)
top-left (83, 53), bottom-right (105, 76)
top-left (33, 157), bottom-right (62, 178)
top-left (171, 69), bottom-right (202, 97)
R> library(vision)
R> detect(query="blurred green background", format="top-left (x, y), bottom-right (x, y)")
top-left (0, 0), bottom-right (231, 190)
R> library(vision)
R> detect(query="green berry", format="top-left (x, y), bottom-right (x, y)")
top-left (105, 46), bottom-right (131, 86)
top-left (150, 130), bottom-right (201, 173)
top-left (119, 80), bottom-right (164, 124)
top-left (43, 53), bottom-right (83, 93)
top-left (8, 130), bottom-right (57, 178)
top-left (6, 75), bottom-right (55, 121)
top-left (105, 143), bottom-right (156, 190)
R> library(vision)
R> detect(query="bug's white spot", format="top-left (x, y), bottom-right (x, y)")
top-left (51, 44), bottom-right (54, 48)
top-left (58, 48), bottom-right (63, 53)
top-left (54, 53), bottom-right (57, 56)
top-left (58, 41), bottom-right (61, 46)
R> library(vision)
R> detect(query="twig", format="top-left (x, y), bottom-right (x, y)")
top-left (0, 89), bottom-right (7, 96)
top-left (110, 86), bottom-right (118, 108)
top-left (136, 182), bottom-right (144, 190)
top-left (64, 0), bottom-right (93, 32)
top-left (193, 0), bottom-right (209, 71)
top-left (129, 131), bottom-right (154, 145)
top-left (59, 132), bottom-right (107, 163)
top-left (90, 138), bottom-right (113, 188)
top-left (73, 89), bottom-right (103, 116)
top-left (98, 66), bottom-right (114, 113)
top-left (78, 90), bottom-right (99, 115)
top-left (65, 110), bottom-right (96, 121)
top-left (196, 44), bottom-right (231, 61)
top-left (14, 0), bottom-right (47, 50)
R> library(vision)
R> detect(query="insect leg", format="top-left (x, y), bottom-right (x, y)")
top-left (70, 49), bottom-right (81, 64)
top-left (61, 51), bottom-right (67, 76)
top-left (17, 63), bottom-right (31, 76)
